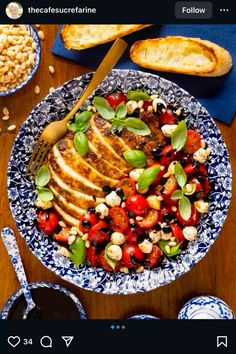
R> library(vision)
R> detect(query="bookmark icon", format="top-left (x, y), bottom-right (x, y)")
top-left (62, 336), bottom-right (74, 347)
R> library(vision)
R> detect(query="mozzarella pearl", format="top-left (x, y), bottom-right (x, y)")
top-left (106, 245), bottom-right (122, 261)
top-left (138, 239), bottom-right (153, 254)
top-left (193, 148), bottom-right (211, 164)
top-left (111, 232), bottom-right (126, 245)
top-left (95, 203), bottom-right (109, 219)
top-left (105, 191), bottom-right (121, 207)
top-left (183, 226), bottom-right (198, 241)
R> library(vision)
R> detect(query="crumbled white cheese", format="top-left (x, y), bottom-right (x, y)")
top-left (105, 191), bottom-right (121, 207)
top-left (95, 203), bottom-right (109, 219)
top-left (149, 230), bottom-right (162, 243)
top-left (129, 168), bottom-right (145, 182)
top-left (194, 199), bottom-right (209, 213)
top-left (106, 245), bottom-right (122, 261)
top-left (111, 232), bottom-right (126, 246)
top-left (193, 147), bottom-right (211, 164)
top-left (183, 226), bottom-right (198, 241)
top-left (35, 198), bottom-right (52, 210)
top-left (161, 124), bottom-right (178, 138)
top-left (138, 239), bottom-right (153, 254)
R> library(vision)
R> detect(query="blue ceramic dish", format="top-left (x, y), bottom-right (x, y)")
top-left (0, 25), bottom-right (41, 97)
top-left (0, 281), bottom-right (87, 319)
top-left (178, 296), bottom-right (235, 319)
top-left (128, 314), bottom-right (159, 320)
top-left (7, 69), bottom-right (232, 294)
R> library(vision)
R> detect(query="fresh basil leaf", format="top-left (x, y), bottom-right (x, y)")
top-left (124, 118), bottom-right (151, 136)
top-left (115, 101), bottom-right (127, 119)
top-left (104, 242), bottom-right (117, 270)
top-left (171, 189), bottom-right (183, 200)
top-left (75, 110), bottom-right (92, 123)
top-left (111, 120), bottom-right (124, 134)
top-left (127, 90), bottom-right (150, 101)
top-left (123, 150), bottom-right (147, 168)
top-left (74, 131), bottom-right (89, 157)
top-left (67, 122), bottom-right (79, 132)
top-left (93, 96), bottom-right (115, 120)
top-left (174, 162), bottom-right (187, 188)
top-left (35, 165), bottom-right (50, 187)
top-left (179, 196), bottom-right (191, 221)
top-left (171, 120), bottom-right (187, 151)
top-left (69, 237), bottom-right (86, 266)
top-left (158, 240), bottom-right (181, 257)
top-left (138, 165), bottom-right (161, 191)
top-left (37, 187), bottom-right (53, 201)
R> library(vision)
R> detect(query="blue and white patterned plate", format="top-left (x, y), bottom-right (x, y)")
top-left (0, 281), bottom-right (87, 319)
top-left (128, 314), bottom-right (159, 320)
top-left (0, 25), bottom-right (41, 96)
top-left (178, 296), bottom-right (234, 319)
top-left (7, 69), bottom-right (232, 294)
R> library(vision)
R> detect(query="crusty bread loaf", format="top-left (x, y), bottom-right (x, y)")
top-left (130, 36), bottom-right (232, 77)
top-left (61, 24), bottom-right (152, 50)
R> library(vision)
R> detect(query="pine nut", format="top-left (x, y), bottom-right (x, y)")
top-left (175, 108), bottom-right (181, 116)
top-left (201, 140), bottom-right (206, 148)
top-left (85, 240), bottom-right (90, 248)
top-left (68, 235), bottom-right (76, 245)
top-left (7, 124), bottom-right (16, 132)
top-left (147, 105), bottom-right (153, 112)
top-left (49, 65), bottom-right (55, 74)
top-left (49, 87), bottom-right (55, 93)
top-left (35, 24), bottom-right (41, 29)
top-left (82, 234), bottom-right (88, 241)
top-left (165, 245), bottom-right (171, 254)
top-left (34, 85), bottom-right (40, 94)
top-left (168, 241), bottom-right (177, 246)
top-left (136, 266), bottom-right (144, 273)
top-left (2, 115), bottom-right (10, 121)
top-left (59, 221), bottom-right (66, 228)
top-left (136, 216), bottom-right (143, 221)
top-left (137, 100), bottom-right (144, 108)
top-left (69, 230), bottom-right (77, 235)
top-left (38, 30), bottom-right (45, 41)
top-left (120, 266), bottom-right (129, 274)
top-left (59, 246), bottom-right (70, 258)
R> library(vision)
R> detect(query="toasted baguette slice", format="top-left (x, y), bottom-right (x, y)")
top-left (61, 24), bottom-right (152, 50)
top-left (130, 36), bottom-right (232, 77)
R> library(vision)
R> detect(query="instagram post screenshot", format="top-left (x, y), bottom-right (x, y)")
top-left (0, 0), bottom-right (235, 352)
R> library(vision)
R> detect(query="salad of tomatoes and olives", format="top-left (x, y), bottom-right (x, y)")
top-left (35, 89), bottom-right (211, 273)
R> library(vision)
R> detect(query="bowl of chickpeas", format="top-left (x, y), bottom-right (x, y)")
top-left (0, 24), bottom-right (41, 96)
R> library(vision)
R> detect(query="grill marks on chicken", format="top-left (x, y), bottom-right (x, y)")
top-left (47, 111), bottom-right (166, 226)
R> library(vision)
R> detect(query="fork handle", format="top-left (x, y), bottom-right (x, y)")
top-left (1, 227), bottom-right (35, 308)
top-left (63, 38), bottom-right (128, 124)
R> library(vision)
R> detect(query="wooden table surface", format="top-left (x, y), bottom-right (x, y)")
top-left (0, 25), bottom-right (235, 319)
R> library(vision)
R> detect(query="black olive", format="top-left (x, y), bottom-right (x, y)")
top-left (130, 254), bottom-right (141, 266)
top-left (137, 235), bottom-right (146, 244)
top-left (152, 145), bottom-right (164, 159)
top-left (116, 188), bottom-right (124, 198)
top-left (53, 225), bottom-right (62, 234)
top-left (152, 223), bottom-right (161, 231)
top-left (128, 211), bottom-right (135, 218)
top-left (131, 108), bottom-right (140, 118)
top-left (163, 213), bottom-right (174, 223)
top-left (91, 241), bottom-right (99, 248)
top-left (162, 225), bottom-right (172, 234)
top-left (100, 228), bottom-right (110, 233)
top-left (88, 207), bottom-right (96, 213)
top-left (102, 185), bottom-right (113, 195)
top-left (103, 216), bottom-right (111, 223)
top-left (82, 220), bottom-right (91, 228)
top-left (195, 191), bottom-right (207, 200)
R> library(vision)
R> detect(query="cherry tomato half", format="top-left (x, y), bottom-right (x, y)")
top-left (163, 175), bottom-right (178, 197)
top-left (79, 211), bottom-right (99, 233)
top-left (176, 205), bottom-right (200, 226)
top-left (88, 221), bottom-right (109, 243)
top-left (121, 244), bottom-right (144, 269)
top-left (159, 145), bottom-right (175, 166)
top-left (143, 100), bottom-right (152, 110)
top-left (109, 207), bottom-right (129, 233)
top-left (86, 246), bottom-right (100, 267)
top-left (99, 251), bottom-right (115, 271)
top-left (170, 224), bottom-right (185, 244)
top-left (184, 163), bottom-right (197, 176)
top-left (136, 210), bottom-right (159, 229)
top-left (117, 178), bottom-right (136, 198)
top-left (105, 92), bottom-right (127, 110)
top-left (145, 245), bottom-right (163, 267)
top-left (184, 130), bottom-right (201, 154)
top-left (38, 210), bottom-right (59, 234)
top-left (159, 109), bottom-right (176, 126)
top-left (189, 177), bottom-right (203, 193)
top-left (125, 226), bottom-right (143, 244)
top-left (126, 194), bottom-right (149, 216)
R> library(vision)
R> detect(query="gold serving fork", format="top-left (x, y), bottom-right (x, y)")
top-left (26, 38), bottom-right (128, 175)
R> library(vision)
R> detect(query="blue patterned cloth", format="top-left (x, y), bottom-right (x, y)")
top-left (52, 25), bottom-right (236, 124)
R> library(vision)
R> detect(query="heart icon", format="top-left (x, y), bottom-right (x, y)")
top-left (8, 336), bottom-right (21, 348)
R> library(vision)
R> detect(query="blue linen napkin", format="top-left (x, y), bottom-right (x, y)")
top-left (52, 25), bottom-right (236, 124)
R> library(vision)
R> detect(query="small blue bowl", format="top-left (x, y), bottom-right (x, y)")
top-left (0, 25), bottom-right (41, 96)
top-left (178, 296), bottom-right (235, 319)
top-left (128, 314), bottom-right (159, 320)
top-left (0, 281), bottom-right (87, 319)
